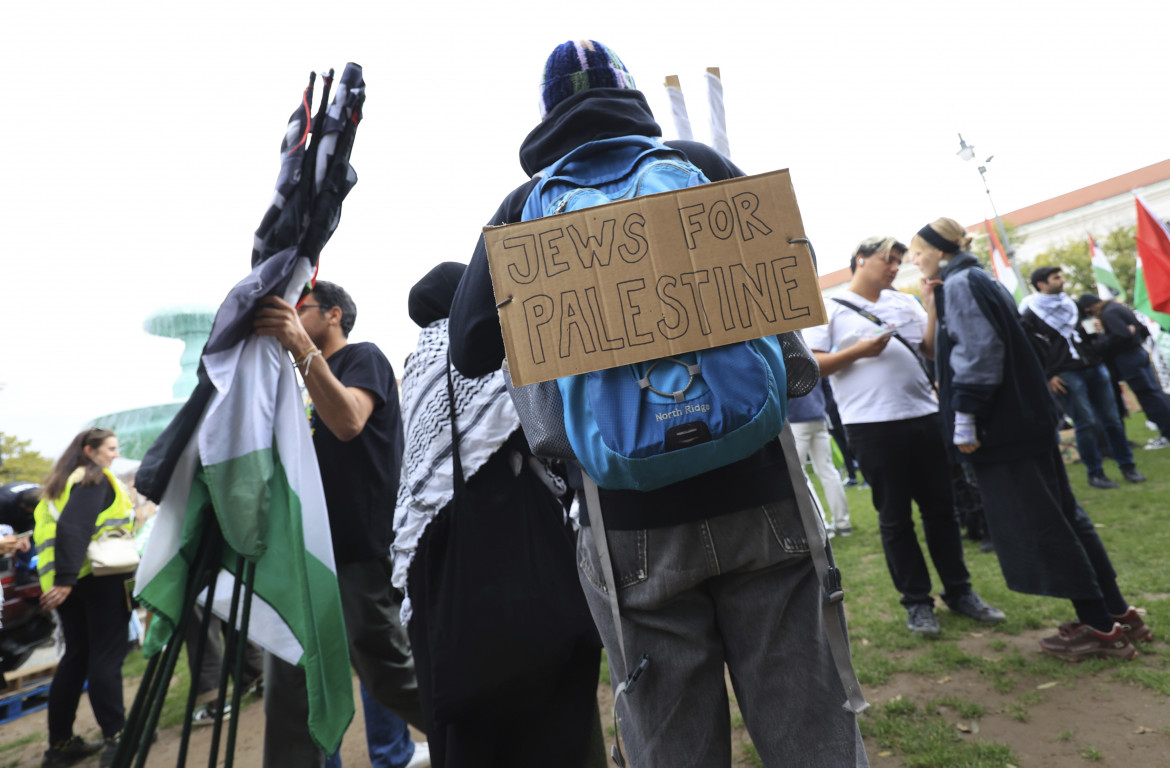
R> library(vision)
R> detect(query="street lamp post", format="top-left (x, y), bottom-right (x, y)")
top-left (956, 133), bottom-right (1017, 265)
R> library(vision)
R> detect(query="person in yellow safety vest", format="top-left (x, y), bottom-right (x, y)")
top-left (33, 428), bottom-right (134, 768)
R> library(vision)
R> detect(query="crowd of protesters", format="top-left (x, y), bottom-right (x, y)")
top-left (22, 38), bottom-right (1169, 768)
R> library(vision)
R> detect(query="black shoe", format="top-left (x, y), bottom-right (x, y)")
top-left (979, 538), bottom-right (996, 553)
top-left (42, 737), bottom-right (102, 768)
top-left (1120, 466), bottom-right (1146, 484)
top-left (98, 736), bottom-right (119, 768)
top-left (906, 603), bottom-right (941, 635)
top-left (1087, 472), bottom-right (1120, 489)
top-left (946, 591), bottom-right (1006, 624)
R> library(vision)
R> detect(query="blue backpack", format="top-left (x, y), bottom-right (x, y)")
top-left (517, 136), bottom-right (788, 492)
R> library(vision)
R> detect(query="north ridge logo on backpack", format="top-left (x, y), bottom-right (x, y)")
top-left (519, 136), bottom-right (788, 492)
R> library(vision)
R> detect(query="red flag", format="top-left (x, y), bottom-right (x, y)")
top-left (1135, 194), bottom-right (1170, 314)
top-left (983, 220), bottom-right (1025, 302)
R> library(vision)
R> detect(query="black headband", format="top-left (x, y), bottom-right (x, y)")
top-left (916, 225), bottom-right (960, 254)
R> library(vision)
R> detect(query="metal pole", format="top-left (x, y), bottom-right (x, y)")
top-left (978, 165), bottom-right (1016, 264)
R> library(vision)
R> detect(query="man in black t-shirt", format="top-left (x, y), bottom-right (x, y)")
top-left (254, 281), bottom-right (427, 768)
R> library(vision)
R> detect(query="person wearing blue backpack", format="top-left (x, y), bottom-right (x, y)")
top-left (448, 40), bottom-right (868, 767)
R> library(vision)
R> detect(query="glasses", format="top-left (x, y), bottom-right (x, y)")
top-left (297, 303), bottom-right (333, 313)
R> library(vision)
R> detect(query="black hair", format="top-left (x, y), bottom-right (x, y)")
top-left (1029, 266), bottom-right (1062, 290)
top-left (310, 280), bottom-right (357, 337)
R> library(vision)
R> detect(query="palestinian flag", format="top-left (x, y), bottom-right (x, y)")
top-left (133, 63), bottom-right (367, 755)
top-left (1135, 194), bottom-right (1170, 324)
top-left (1089, 232), bottom-right (1126, 301)
top-left (135, 256), bottom-right (353, 753)
top-left (984, 220), bottom-right (1027, 304)
top-left (1135, 254), bottom-right (1170, 332)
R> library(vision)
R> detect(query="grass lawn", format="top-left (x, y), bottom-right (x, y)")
top-left (8, 421), bottom-right (1164, 767)
top-left (826, 417), bottom-right (1170, 766)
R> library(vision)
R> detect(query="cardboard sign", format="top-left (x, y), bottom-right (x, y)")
top-left (484, 170), bottom-right (826, 386)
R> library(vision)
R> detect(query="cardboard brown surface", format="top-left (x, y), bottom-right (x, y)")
top-left (484, 170), bottom-right (826, 386)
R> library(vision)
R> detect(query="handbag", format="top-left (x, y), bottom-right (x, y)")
top-left (87, 527), bottom-right (140, 576)
top-left (422, 356), bottom-right (598, 725)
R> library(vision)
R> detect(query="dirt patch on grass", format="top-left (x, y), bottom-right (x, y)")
top-left (865, 628), bottom-right (1170, 767)
top-left (3, 634), bottom-right (1167, 767)
top-left (0, 675), bottom-right (406, 768)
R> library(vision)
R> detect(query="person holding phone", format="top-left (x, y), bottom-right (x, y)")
top-left (0, 530), bottom-right (32, 555)
top-left (805, 236), bottom-right (1004, 636)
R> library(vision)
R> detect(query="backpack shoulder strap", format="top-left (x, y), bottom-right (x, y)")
top-left (778, 425), bottom-right (869, 714)
top-left (582, 474), bottom-right (648, 768)
top-left (830, 297), bottom-right (883, 326)
top-left (831, 297), bottom-right (936, 389)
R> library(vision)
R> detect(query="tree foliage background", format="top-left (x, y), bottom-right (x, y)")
top-left (1016, 225), bottom-right (1137, 300)
top-left (0, 431), bottom-right (52, 484)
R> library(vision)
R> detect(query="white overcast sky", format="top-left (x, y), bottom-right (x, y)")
top-left (4, 0), bottom-right (1169, 456)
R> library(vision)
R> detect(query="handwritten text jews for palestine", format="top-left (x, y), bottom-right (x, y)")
top-left (485, 171), bottom-right (825, 385)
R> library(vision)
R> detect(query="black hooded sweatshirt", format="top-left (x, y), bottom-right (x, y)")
top-left (448, 89), bottom-right (794, 530)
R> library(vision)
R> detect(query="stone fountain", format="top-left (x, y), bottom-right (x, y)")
top-left (89, 305), bottom-right (216, 460)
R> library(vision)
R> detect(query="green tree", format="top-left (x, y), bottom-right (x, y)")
top-left (1099, 225), bottom-right (1136, 302)
top-left (0, 431), bottom-right (52, 484)
top-left (1019, 224), bottom-right (1137, 303)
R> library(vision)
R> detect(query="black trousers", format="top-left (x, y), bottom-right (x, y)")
top-left (826, 405), bottom-right (861, 483)
top-left (847, 414), bottom-right (972, 606)
top-left (49, 574), bottom-right (132, 742)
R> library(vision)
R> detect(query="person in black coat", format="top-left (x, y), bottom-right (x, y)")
top-left (1077, 293), bottom-right (1170, 449)
top-left (447, 40), bottom-right (868, 768)
top-left (911, 217), bottom-right (1152, 663)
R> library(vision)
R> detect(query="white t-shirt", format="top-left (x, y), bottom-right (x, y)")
top-left (804, 289), bottom-right (938, 425)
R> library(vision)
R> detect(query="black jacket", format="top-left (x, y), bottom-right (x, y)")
top-left (1019, 304), bottom-right (1098, 378)
top-left (447, 89), bottom-right (793, 530)
top-left (935, 253), bottom-right (1061, 464)
top-left (1096, 300), bottom-right (1149, 357)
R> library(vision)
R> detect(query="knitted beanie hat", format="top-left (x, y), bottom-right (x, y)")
top-left (539, 40), bottom-right (637, 118)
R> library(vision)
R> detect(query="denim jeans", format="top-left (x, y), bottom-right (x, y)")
top-left (577, 500), bottom-right (868, 767)
top-left (325, 684), bottom-right (414, 768)
top-left (1057, 364), bottom-right (1135, 474)
top-left (846, 414), bottom-right (971, 607)
top-left (264, 558), bottom-right (423, 768)
top-left (1113, 348), bottom-right (1170, 437)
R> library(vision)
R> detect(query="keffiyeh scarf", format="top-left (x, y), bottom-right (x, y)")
top-left (391, 319), bottom-right (520, 624)
top-left (1020, 292), bottom-right (1082, 360)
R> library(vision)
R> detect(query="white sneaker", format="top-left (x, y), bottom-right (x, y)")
top-left (1144, 436), bottom-right (1170, 450)
top-left (405, 741), bottom-right (431, 768)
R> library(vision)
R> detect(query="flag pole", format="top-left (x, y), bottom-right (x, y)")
top-left (705, 67), bottom-right (730, 158)
top-left (956, 134), bottom-right (1014, 265)
top-left (175, 564), bottom-right (224, 767)
top-left (663, 75), bottom-right (693, 141)
top-left (222, 561), bottom-right (257, 768)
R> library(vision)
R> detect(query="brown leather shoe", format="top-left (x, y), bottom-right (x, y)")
top-left (1039, 622), bottom-right (1137, 662)
top-left (1113, 607), bottom-right (1153, 643)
